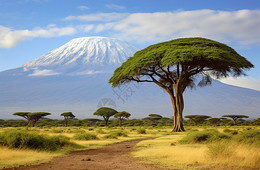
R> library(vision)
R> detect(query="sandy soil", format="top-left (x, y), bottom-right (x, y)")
top-left (3, 138), bottom-right (170, 170)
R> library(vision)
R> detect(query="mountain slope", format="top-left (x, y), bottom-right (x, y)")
top-left (2, 37), bottom-right (138, 77)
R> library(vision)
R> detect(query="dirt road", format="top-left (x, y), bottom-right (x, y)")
top-left (4, 138), bottom-right (169, 170)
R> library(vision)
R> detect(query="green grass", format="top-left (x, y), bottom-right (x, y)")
top-left (0, 129), bottom-right (71, 151)
top-left (73, 132), bottom-right (99, 140)
top-left (178, 129), bottom-right (230, 144)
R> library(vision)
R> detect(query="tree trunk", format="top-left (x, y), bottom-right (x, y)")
top-left (169, 85), bottom-right (185, 132)
top-left (103, 116), bottom-right (109, 126)
top-left (31, 121), bottom-right (36, 127)
top-left (65, 118), bottom-right (68, 127)
top-left (119, 118), bottom-right (122, 127)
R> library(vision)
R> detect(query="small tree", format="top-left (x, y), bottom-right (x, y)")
top-left (27, 112), bottom-right (51, 127)
top-left (145, 114), bottom-right (163, 123)
top-left (207, 118), bottom-right (221, 125)
top-left (184, 115), bottom-right (211, 125)
top-left (222, 115), bottom-right (249, 124)
top-left (61, 112), bottom-right (75, 126)
top-left (114, 111), bottom-right (131, 127)
top-left (13, 112), bottom-right (51, 127)
top-left (93, 107), bottom-right (118, 126)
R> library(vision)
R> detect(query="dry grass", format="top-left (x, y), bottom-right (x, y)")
top-left (132, 128), bottom-right (260, 169)
top-left (0, 147), bottom-right (60, 169)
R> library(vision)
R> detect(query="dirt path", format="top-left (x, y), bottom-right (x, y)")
top-left (4, 138), bottom-right (169, 170)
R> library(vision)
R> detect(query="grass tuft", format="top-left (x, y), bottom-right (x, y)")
top-left (179, 130), bottom-right (230, 144)
top-left (73, 132), bottom-right (98, 140)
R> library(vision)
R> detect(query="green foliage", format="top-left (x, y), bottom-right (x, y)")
top-left (207, 118), bottom-right (221, 125)
top-left (114, 111), bottom-right (131, 119)
top-left (223, 128), bottom-right (239, 135)
top-left (0, 130), bottom-right (70, 151)
top-left (73, 132), bottom-right (98, 140)
top-left (96, 128), bottom-right (106, 134)
top-left (222, 115), bottom-right (249, 122)
top-left (103, 130), bottom-right (128, 139)
top-left (93, 107), bottom-right (118, 126)
top-left (111, 130), bottom-right (128, 137)
top-left (109, 37), bottom-right (254, 88)
top-left (103, 134), bottom-right (118, 139)
top-left (93, 107), bottom-right (118, 117)
top-left (137, 128), bottom-right (146, 134)
top-left (60, 112), bottom-right (75, 118)
top-left (179, 130), bottom-right (230, 144)
top-left (234, 130), bottom-right (260, 146)
top-left (184, 115), bottom-right (211, 125)
top-left (13, 112), bottom-right (30, 120)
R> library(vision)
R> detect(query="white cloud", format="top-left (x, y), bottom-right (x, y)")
top-left (74, 10), bottom-right (260, 45)
top-left (2, 9), bottom-right (260, 48)
top-left (84, 25), bottom-right (94, 32)
top-left (78, 5), bottom-right (89, 10)
top-left (0, 25), bottom-right (77, 48)
top-left (29, 69), bottom-right (61, 76)
top-left (106, 4), bottom-right (126, 10)
top-left (63, 13), bottom-right (128, 22)
top-left (220, 77), bottom-right (260, 91)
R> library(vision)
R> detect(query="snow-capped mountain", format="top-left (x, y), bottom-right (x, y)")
top-left (9, 37), bottom-right (139, 76)
top-left (0, 37), bottom-right (259, 119)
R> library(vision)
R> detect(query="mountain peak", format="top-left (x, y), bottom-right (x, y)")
top-left (21, 37), bottom-right (139, 67)
top-left (9, 37), bottom-right (139, 76)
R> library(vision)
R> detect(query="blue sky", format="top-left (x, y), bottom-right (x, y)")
top-left (0, 0), bottom-right (260, 90)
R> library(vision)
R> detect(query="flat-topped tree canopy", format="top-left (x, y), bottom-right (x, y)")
top-left (222, 115), bottom-right (249, 123)
top-left (109, 37), bottom-right (253, 132)
top-left (61, 112), bottom-right (75, 126)
top-left (61, 112), bottom-right (75, 118)
top-left (114, 111), bottom-right (131, 127)
top-left (114, 111), bottom-right (131, 119)
top-left (109, 37), bottom-right (253, 88)
top-left (13, 112), bottom-right (31, 120)
top-left (94, 107), bottom-right (118, 126)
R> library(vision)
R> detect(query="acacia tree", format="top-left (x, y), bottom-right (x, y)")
top-left (13, 112), bottom-right (51, 127)
top-left (184, 115), bottom-right (211, 125)
top-left (61, 112), bottom-right (75, 126)
top-left (109, 37), bottom-right (253, 132)
top-left (13, 112), bottom-right (31, 125)
top-left (207, 118), bottom-right (221, 125)
top-left (145, 114), bottom-right (163, 124)
top-left (93, 107), bottom-right (118, 126)
top-left (222, 115), bottom-right (249, 124)
top-left (114, 111), bottom-right (131, 127)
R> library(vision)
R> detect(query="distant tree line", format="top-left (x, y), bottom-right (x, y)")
top-left (0, 109), bottom-right (258, 127)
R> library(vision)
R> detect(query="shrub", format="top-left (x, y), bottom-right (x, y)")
top-left (223, 128), bottom-right (238, 135)
top-left (103, 130), bottom-right (128, 139)
top-left (0, 130), bottom-right (70, 151)
top-left (234, 130), bottom-right (260, 146)
top-left (103, 134), bottom-right (118, 139)
top-left (137, 128), bottom-right (146, 134)
top-left (179, 130), bottom-right (230, 144)
top-left (96, 128), bottom-right (106, 134)
top-left (111, 130), bottom-right (128, 137)
top-left (51, 129), bottom-right (64, 133)
top-left (73, 132), bottom-right (98, 140)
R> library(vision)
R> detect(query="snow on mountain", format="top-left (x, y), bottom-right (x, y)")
top-left (14, 37), bottom-right (139, 76)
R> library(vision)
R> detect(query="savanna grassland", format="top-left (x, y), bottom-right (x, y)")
top-left (0, 125), bottom-right (259, 169)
